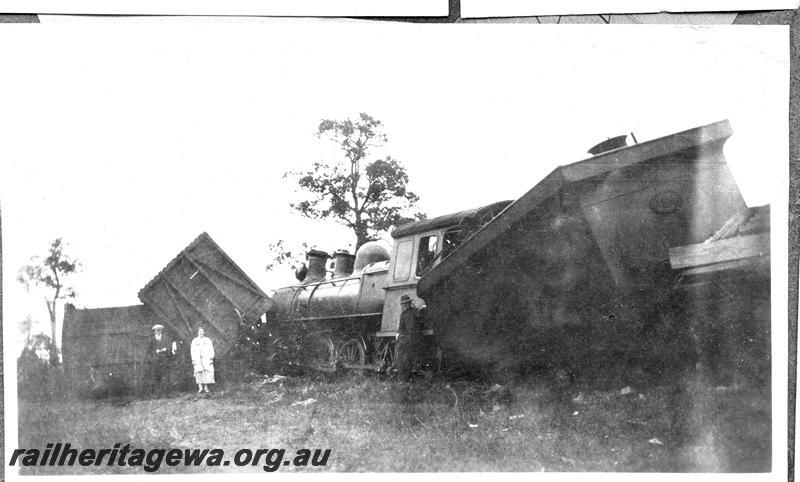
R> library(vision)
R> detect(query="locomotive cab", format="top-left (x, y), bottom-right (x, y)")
top-left (379, 200), bottom-right (513, 338)
top-left (378, 229), bottom-right (440, 337)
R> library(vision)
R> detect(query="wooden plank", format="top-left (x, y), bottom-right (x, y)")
top-left (192, 255), bottom-right (265, 303)
top-left (139, 232), bottom-right (269, 316)
top-left (182, 253), bottom-right (242, 312)
top-left (161, 275), bottom-right (229, 344)
top-left (65, 327), bottom-right (150, 337)
top-left (677, 257), bottom-right (768, 278)
top-left (160, 276), bottom-right (195, 335)
top-left (191, 233), bottom-right (269, 300)
top-left (669, 232), bottom-right (769, 270)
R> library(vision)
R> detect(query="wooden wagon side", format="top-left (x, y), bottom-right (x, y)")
top-left (62, 304), bottom-right (159, 395)
top-left (417, 120), bottom-right (751, 372)
top-left (138, 232), bottom-right (273, 360)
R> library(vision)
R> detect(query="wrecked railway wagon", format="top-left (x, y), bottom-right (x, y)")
top-left (139, 232), bottom-right (273, 359)
top-left (59, 233), bottom-right (271, 396)
top-left (266, 119), bottom-right (768, 379)
top-left (416, 119), bottom-right (755, 372)
top-left (62, 304), bottom-right (159, 395)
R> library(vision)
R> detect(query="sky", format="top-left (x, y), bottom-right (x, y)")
top-left (0, 22), bottom-right (789, 354)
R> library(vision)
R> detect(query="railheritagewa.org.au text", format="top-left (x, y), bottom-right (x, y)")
top-left (9, 443), bottom-right (331, 472)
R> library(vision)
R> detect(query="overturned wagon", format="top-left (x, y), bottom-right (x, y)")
top-left (139, 232), bottom-right (273, 373)
top-left (62, 304), bottom-right (161, 395)
top-left (417, 120), bottom-right (755, 372)
top-left (62, 233), bottom-right (274, 395)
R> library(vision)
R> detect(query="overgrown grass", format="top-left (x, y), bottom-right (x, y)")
top-left (16, 371), bottom-right (770, 474)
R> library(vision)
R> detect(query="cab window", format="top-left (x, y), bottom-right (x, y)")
top-left (392, 239), bottom-right (414, 281)
top-left (416, 235), bottom-right (438, 276)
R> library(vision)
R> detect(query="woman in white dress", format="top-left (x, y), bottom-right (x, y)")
top-left (190, 327), bottom-right (215, 393)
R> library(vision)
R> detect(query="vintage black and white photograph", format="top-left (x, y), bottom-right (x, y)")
top-left (0, 22), bottom-right (789, 476)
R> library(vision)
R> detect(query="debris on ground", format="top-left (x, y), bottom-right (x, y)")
top-left (260, 374), bottom-right (287, 385)
top-left (509, 414), bottom-right (525, 420)
top-left (648, 438), bottom-right (664, 445)
top-left (620, 386), bottom-right (634, 395)
top-left (468, 423), bottom-right (479, 428)
top-left (291, 398), bottom-right (317, 407)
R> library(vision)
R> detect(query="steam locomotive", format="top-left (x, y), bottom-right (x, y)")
top-left (266, 199), bottom-right (512, 373)
top-left (263, 120), bottom-right (770, 378)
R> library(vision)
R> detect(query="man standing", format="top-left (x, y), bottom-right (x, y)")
top-left (148, 324), bottom-right (173, 397)
top-left (395, 295), bottom-right (421, 381)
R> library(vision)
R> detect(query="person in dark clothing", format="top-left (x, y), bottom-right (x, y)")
top-left (147, 324), bottom-right (173, 396)
top-left (395, 295), bottom-right (421, 381)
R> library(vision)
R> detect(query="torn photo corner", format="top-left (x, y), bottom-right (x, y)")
top-left (0, 23), bottom-right (790, 478)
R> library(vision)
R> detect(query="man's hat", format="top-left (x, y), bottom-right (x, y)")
top-left (152, 324), bottom-right (164, 330)
top-left (400, 295), bottom-right (412, 304)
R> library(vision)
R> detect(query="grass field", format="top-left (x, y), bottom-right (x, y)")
top-left (16, 371), bottom-right (770, 474)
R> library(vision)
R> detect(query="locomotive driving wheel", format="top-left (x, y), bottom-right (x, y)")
top-left (338, 338), bottom-right (366, 375)
top-left (378, 337), bottom-right (397, 375)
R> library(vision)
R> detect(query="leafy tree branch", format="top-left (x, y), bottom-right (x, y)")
top-left (287, 113), bottom-right (423, 250)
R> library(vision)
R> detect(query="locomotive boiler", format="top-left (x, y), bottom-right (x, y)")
top-left (265, 119), bottom-right (769, 378)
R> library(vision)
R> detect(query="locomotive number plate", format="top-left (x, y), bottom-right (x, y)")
top-left (649, 190), bottom-right (682, 214)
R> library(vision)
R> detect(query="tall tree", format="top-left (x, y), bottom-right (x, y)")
top-left (17, 238), bottom-right (79, 364)
top-left (288, 113), bottom-right (423, 250)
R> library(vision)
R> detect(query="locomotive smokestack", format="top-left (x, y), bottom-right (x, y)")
top-left (305, 250), bottom-right (329, 282)
top-left (587, 134), bottom-right (628, 156)
top-left (332, 251), bottom-right (355, 278)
